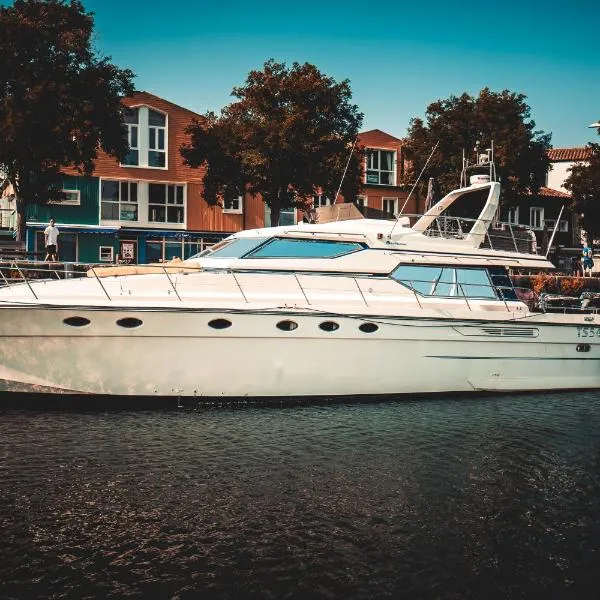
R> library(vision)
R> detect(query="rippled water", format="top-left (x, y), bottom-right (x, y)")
top-left (2, 393), bottom-right (600, 599)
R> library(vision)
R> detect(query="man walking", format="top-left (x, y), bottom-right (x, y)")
top-left (44, 218), bottom-right (59, 261)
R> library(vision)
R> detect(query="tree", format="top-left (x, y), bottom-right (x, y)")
top-left (0, 0), bottom-right (135, 241)
top-left (564, 143), bottom-right (600, 242)
top-left (181, 60), bottom-right (363, 226)
top-left (403, 89), bottom-right (551, 208)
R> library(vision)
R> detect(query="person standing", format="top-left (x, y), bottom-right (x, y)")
top-left (582, 244), bottom-right (594, 277)
top-left (44, 218), bottom-right (59, 261)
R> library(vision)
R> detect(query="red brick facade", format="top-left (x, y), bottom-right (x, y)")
top-left (357, 129), bottom-right (413, 216)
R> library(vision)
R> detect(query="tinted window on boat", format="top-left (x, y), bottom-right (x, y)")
top-left (245, 238), bottom-right (363, 259)
top-left (194, 237), bottom-right (269, 259)
top-left (488, 267), bottom-right (518, 301)
top-left (391, 265), bottom-right (497, 299)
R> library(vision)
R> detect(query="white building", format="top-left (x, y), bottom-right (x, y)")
top-left (547, 147), bottom-right (592, 192)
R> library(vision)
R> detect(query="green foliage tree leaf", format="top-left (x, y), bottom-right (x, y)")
top-left (565, 143), bottom-right (600, 242)
top-left (0, 0), bottom-right (135, 240)
top-left (404, 88), bottom-right (551, 207)
top-left (181, 60), bottom-right (363, 226)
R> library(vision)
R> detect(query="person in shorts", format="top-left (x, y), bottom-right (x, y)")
top-left (44, 218), bottom-right (59, 261)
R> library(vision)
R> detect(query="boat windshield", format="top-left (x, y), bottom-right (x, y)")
top-left (244, 238), bottom-right (364, 259)
top-left (190, 237), bottom-right (269, 259)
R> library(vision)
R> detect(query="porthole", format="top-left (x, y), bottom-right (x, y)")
top-left (359, 322), bottom-right (378, 333)
top-left (276, 320), bottom-right (298, 331)
top-left (319, 321), bottom-right (339, 332)
top-left (63, 316), bottom-right (90, 327)
top-left (116, 317), bottom-right (143, 329)
top-left (208, 318), bottom-right (232, 330)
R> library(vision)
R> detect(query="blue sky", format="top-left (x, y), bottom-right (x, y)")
top-left (81, 0), bottom-right (599, 148)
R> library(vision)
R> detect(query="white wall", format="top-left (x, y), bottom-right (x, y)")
top-left (547, 160), bottom-right (586, 192)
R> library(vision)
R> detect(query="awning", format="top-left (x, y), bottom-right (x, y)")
top-left (27, 222), bottom-right (121, 235)
top-left (119, 228), bottom-right (229, 240)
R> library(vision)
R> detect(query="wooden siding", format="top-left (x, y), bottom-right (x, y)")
top-left (187, 185), bottom-right (266, 233)
top-left (27, 176), bottom-right (99, 224)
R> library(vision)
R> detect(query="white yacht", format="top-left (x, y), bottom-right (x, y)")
top-left (0, 169), bottom-right (597, 398)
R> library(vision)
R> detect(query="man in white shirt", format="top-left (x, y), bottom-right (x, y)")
top-left (44, 218), bottom-right (59, 261)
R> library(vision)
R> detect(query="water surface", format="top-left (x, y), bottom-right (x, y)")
top-left (1, 392), bottom-right (600, 599)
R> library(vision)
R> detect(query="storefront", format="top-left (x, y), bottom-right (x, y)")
top-left (26, 223), bottom-right (230, 264)
top-left (26, 223), bottom-right (120, 263)
top-left (116, 230), bottom-right (228, 264)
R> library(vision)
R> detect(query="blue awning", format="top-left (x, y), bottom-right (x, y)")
top-left (26, 223), bottom-right (231, 239)
top-left (27, 223), bottom-right (120, 235)
top-left (121, 229), bottom-right (229, 240)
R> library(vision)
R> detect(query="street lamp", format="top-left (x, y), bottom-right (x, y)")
top-left (589, 122), bottom-right (600, 128)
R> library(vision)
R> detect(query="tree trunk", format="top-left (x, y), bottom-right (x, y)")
top-left (270, 201), bottom-right (281, 227)
top-left (14, 196), bottom-right (26, 243)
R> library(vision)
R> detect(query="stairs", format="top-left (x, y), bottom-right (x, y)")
top-left (0, 233), bottom-right (26, 260)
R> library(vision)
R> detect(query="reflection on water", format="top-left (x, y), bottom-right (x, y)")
top-left (1, 392), bottom-right (600, 599)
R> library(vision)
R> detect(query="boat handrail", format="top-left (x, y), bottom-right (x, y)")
top-left (397, 214), bottom-right (538, 255)
top-left (6, 260), bottom-right (599, 316)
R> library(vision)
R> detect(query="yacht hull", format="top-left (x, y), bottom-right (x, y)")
top-left (0, 306), bottom-right (597, 398)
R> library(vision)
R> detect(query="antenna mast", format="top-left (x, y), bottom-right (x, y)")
top-left (333, 137), bottom-right (358, 205)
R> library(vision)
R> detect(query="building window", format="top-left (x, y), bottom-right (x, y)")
top-left (313, 195), bottom-right (331, 209)
top-left (366, 149), bottom-right (396, 185)
top-left (120, 106), bottom-right (167, 169)
top-left (122, 108), bottom-right (139, 166)
top-left (183, 237), bottom-right (221, 259)
top-left (223, 195), bottom-right (243, 214)
top-left (264, 205), bottom-right (297, 226)
top-left (545, 219), bottom-right (569, 232)
top-left (49, 189), bottom-right (81, 205)
top-left (148, 183), bottom-right (184, 224)
top-left (382, 197), bottom-right (398, 216)
top-left (146, 237), bottom-right (188, 262)
top-left (354, 196), bottom-right (368, 209)
top-left (530, 207), bottom-right (544, 230)
top-left (101, 180), bottom-right (139, 221)
top-left (148, 109), bottom-right (166, 168)
top-left (507, 206), bottom-right (519, 225)
top-left (99, 246), bottom-right (114, 262)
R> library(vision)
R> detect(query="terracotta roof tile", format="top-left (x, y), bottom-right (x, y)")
top-left (538, 186), bottom-right (571, 198)
top-left (547, 147), bottom-right (592, 161)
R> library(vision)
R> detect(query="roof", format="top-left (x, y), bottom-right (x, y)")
top-left (548, 147), bottom-right (592, 161)
top-left (359, 129), bottom-right (403, 147)
top-left (122, 91), bottom-right (203, 119)
top-left (538, 186), bottom-right (571, 199)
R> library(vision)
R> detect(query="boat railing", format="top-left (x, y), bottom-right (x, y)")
top-left (0, 260), bottom-right (91, 300)
top-left (401, 214), bottom-right (537, 254)
top-left (4, 259), bottom-right (597, 315)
